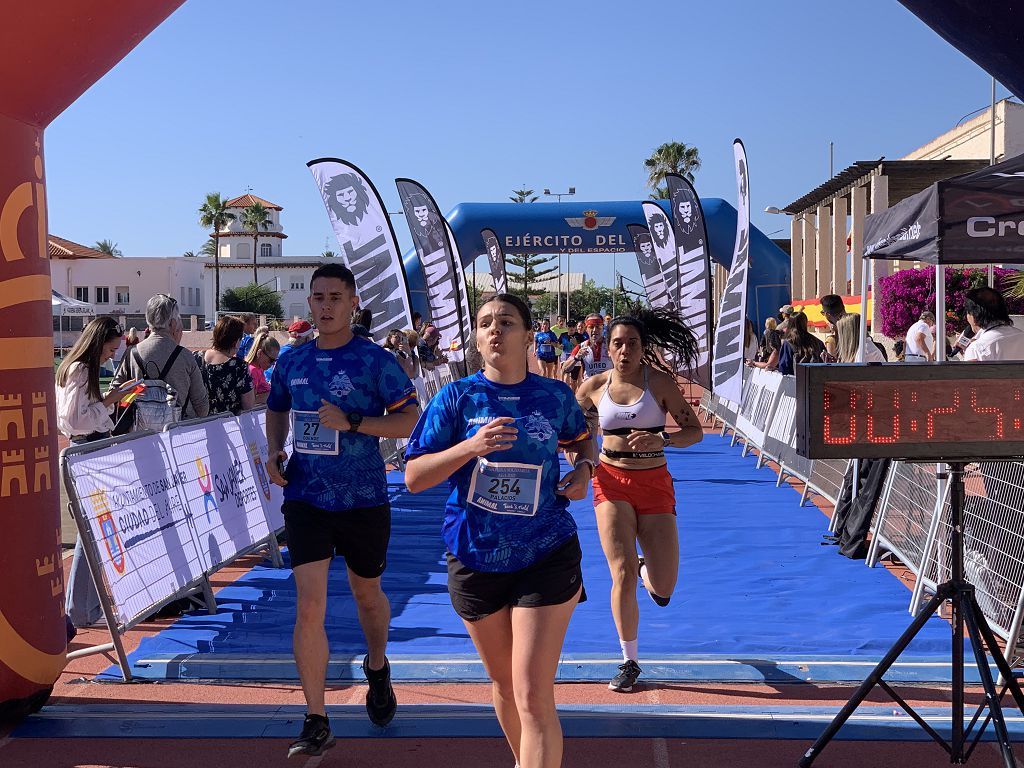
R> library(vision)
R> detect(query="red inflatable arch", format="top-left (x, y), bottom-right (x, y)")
top-left (0, 1), bottom-right (184, 719)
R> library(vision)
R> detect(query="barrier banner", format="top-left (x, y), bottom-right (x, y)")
top-left (735, 369), bottom-right (784, 449)
top-left (627, 223), bottom-right (669, 307)
top-left (712, 139), bottom-right (751, 402)
top-left (164, 416), bottom-right (271, 573)
top-left (397, 178), bottom-right (470, 362)
top-left (64, 436), bottom-right (206, 628)
top-left (641, 201), bottom-right (680, 310)
top-left (307, 158), bottom-right (414, 341)
top-left (63, 410), bottom-right (289, 629)
top-left (481, 228), bottom-right (508, 295)
top-left (666, 173), bottom-right (713, 389)
top-left (236, 409), bottom-right (287, 532)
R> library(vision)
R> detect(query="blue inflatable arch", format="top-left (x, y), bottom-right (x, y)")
top-left (402, 199), bottom-right (791, 326)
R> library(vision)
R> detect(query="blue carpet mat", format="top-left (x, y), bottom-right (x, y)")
top-left (99, 434), bottom-right (956, 682)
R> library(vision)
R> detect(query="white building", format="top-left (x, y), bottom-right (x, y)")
top-left (49, 193), bottom-right (339, 330)
top-left (209, 193), bottom-right (288, 261)
top-left (49, 237), bottom-right (207, 330)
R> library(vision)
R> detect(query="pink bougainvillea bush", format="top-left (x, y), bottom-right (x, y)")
top-left (877, 266), bottom-right (1024, 339)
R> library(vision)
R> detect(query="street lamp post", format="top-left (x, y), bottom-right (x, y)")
top-left (543, 187), bottom-right (576, 321)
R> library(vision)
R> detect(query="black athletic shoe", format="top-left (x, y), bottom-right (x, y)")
top-left (287, 714), bottom-right (335, 758)
top-left (609, 659), bottom-right (642, 692)
top-left (638, 557), bottom-right (671, 607)
top-left (363, 655), bottom-right (397, 727)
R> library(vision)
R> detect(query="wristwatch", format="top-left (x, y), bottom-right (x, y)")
top-left (574, 458), bottom-right (596, 474)
top-left (348, 412), bottom-right (363, 433)
top-left (660, 430), bottom-right (672, 447)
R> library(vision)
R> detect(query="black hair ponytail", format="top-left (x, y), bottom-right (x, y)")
top-left (608, 306), bottom-right (699, 377)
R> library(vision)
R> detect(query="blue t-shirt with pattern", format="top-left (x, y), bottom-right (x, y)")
top-left (404, 371), bottom-right (590, 572)
top-left (267, 335), bottom-right (417, 511)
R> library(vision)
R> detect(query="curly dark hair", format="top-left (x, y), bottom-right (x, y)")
top-left (608, 306), bottom-right (699, 377)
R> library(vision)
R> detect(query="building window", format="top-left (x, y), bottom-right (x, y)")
top-left (74, 286), bottom-right (89, 303)
top-left (289, 275), bottom-right (305, 291)
top-left (196, 288), bottom-right (201, 307)
top-left (95, 286), bottom-right (109, 304)
top-left (115, 286), bottom-right (130, 305)
top-left (261, 243), bottom-right (272, 258)
top-left (181, 286), bottom-right (186, 305)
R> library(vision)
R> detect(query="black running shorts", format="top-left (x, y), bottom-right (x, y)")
top-left (446, 534), bottom-right (586, 622)
top-left (283, 499), bottom-right (390, 578)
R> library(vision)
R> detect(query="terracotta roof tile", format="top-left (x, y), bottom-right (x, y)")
top-left (224, 193), bottom-right (283, 210)
top-left (47, 235), bottom-right (115, 259)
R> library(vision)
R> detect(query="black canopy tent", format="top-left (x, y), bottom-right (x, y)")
top-left (859, 152), bottom-right (1024, 364)
top-left (863, 152), bottom-right (1024, 266)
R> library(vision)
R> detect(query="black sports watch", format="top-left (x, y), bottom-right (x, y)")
top-left (660, 430), bottom-right (672, 447)
top-left (348, 412), bottom-right (363, 433)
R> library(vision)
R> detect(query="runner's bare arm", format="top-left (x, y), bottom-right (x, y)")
top-left (354, 407), bottom-right (421, 439)
top-left (653, 371), bottom-right (703, 449)
top-left (565, 377), bottom-right (601, 467)
top-left (405, 417), bottom-right (518, 493)
top-left (266, 408), bottom-right (290, 486)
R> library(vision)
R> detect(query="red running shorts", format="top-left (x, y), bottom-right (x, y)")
top-left (592, 461), bottom-right (677, 516)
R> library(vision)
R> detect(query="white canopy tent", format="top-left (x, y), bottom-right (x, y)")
top-left (52, 290), bottom-right (97, 354)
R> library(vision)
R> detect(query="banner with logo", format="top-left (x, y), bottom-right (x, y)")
top-left (481, 228), bottom-right (508, 295)
top-left (307, 158), bottom-right (414, 341)
top-left (712, 139), bottom-right (752, 402)
top-left (666, 173), bottom-right (713, 389)
top-left (627, 223), bottom-right (669, 307)
top-left (164, 416), bottom-right (273, 573)
top-left (63, 436), bottom-right (207, 627)
top-left (641, 201), bottom-right (680, 310)
top-left (396, 178), bottom-right (470, 363)
top-left (63, 410), bottom-right (287, 628)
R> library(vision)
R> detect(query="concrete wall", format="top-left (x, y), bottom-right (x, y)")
top-left (901, 99), bottom-right (1024, 162)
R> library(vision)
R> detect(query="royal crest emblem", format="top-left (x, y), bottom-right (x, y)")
top-left (566, 209), bottom-right (615, 230)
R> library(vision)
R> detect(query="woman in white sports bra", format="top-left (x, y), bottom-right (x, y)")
top-left (568, 307), bottom-right (704, 693)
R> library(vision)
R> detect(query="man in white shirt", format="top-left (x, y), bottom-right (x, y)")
top-left (820, 293), bottom-right (886, 363)
top-left (904, 311), bottom-right (936, 362)
top-left (963, 287), bottom-right (1024, 362)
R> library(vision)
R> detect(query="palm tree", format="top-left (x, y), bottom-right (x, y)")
top-left (644, 142), bottom-right (702, 192)
top-left (241, 202), bottom-right (273, 284)
top-left (509, 187), bottom-right (539, 204)
top-left (198, 193), bottom-right (235, 314)
top-left (94, 239), bottom-right (122, 257)
top-left (648, 185), bottom-right (672, 201)
top-left (200, 237), bottom-right (217, 257)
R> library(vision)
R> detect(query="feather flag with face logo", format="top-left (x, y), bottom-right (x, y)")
top-left (480, 228), bottom-right (508, 295)
top-left (712, 140), bottom-right (751, 401)
top-left (396, 178), bottom-right (470, 363)
top-left (307, 158), bottom-right (414, 341)
top-left (627, 223), bottom-right (669, 308)
top-left (666, 173), bottom-right (713, 389)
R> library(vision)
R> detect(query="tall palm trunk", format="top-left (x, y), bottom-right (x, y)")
top-left (253, 233), bottom-right (259, 285)
top-left (214, 233), bottom-right (221, 317)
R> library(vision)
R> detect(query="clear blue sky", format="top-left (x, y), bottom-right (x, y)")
top-left (44, 0), bottom-right (1010, 288)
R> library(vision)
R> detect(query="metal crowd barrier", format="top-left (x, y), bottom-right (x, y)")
top-left (700, 370), bottom-right (1024, 665)
top-left (911, 462), bottom-right (1024, 651)
top-left (866, 461), bottom-right (941, 574)
top-left (61, 409), bottom-right (285, 680)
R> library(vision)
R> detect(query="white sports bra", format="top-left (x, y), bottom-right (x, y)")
top-left (597, 368), bottom-right (666, 435)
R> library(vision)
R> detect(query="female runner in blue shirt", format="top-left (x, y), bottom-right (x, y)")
top-left (405, 293), bottom-right (596, 768)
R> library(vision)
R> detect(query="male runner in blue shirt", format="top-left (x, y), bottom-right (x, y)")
top-left (266, 263), bottom-right (419, 758)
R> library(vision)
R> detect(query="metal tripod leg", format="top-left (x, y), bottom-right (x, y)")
top-left (799, 585), bottom-right (952, 767)
top-left (962, 595), bottom-right (1017, 768)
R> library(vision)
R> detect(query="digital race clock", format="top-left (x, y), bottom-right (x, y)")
top-left (796, 362), bottom-right (1024, 461)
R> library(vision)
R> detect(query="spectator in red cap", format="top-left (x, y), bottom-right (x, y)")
top-left (268, 320), bottom-right (315, 383)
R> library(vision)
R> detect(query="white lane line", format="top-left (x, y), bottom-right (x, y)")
top-left (646, 687), bottom-right (671, 768)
